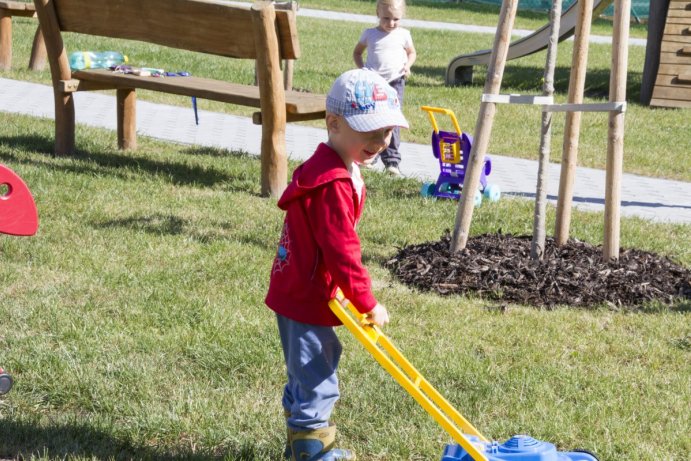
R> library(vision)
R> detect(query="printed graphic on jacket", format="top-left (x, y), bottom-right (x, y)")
top-left (272, 223), bottom-right (291, 274)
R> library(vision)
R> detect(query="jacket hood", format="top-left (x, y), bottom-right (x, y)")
top-left (277, 143), bottom-right (352, 210)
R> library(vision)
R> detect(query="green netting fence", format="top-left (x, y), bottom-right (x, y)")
top-left (464, 0), bottom-right (650, 21)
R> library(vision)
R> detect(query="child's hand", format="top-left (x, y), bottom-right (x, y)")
top-left (402, 64), bottom-right (411, 78)
top-left (367, 303), bottom-right (390, 327)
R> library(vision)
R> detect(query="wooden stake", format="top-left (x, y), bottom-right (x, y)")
top-left (450, 0), bottom-right (519, 252)
top-left (554, 0), bottom-right (595, 245)
top-left (531, 0), bottom-right (564, 260)
top-left (603, 0), bottom-right (631, 261)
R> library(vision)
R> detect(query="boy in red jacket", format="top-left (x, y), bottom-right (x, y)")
top-left (266, 68), bottom-right (409, 460)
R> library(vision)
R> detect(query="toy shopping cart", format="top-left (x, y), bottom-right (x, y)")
top-left (329, 291), bottom-right (598, 461)
top-left (420, 106), bottom-right (500, 206)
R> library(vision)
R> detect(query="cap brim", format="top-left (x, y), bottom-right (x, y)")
top-left (344, 111), bottom-right (409, 132)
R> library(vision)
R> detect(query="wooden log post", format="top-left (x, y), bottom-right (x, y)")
top-left (252, 2), bottom-right (288, 198)
top-left (554, 0), bottom-right (594, 246)
top-left (253, 1), bottom-right (297, 91)
top-left (450, 0), bottom-right (519, 252)
top-left (33, 0), bottom-right (75, 155)
top-left (28, 24), bottom-right (46, 70)
top-left (0, 7), bottom-right (12, 70)
top-left (117, 88), bottom-right (137, 150)
top-left (603, 0), bottom-right (631, 261)
top-left (531, 0), bottom-right (564, 260)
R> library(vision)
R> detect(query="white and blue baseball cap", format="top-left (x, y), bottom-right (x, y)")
top-left (326, 68), bottom-right (409, 132)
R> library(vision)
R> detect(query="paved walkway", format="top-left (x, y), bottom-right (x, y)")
top-left (2, 78), bottom-right (689, 224)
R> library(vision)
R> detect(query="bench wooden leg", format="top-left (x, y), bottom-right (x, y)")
top-left (54, 92), bottom-right (75, 155)
top-left (28, 25), bottom-right (46, 71)
top-left (252, 3), bottom-right (288, 198)
top-left (117, 88), bottom-right (137, 150)
top-left (0, 10), bottom-right (12, 70)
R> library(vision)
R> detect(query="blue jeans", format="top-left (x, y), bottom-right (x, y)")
top-left (276, 314), bottom-right (342, 430)
top-left (380, 76), bottom-right (405, 168)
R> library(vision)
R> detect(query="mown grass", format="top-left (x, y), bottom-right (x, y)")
top-left (0, 112), bottom-right (689, 461)
top-left (2, 5), bottom-right (689, 182)
top-left (297, 0), bottom-right (650, 39)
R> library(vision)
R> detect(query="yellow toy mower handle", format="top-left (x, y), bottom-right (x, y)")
top-left (329, 289), bottom-right (489, 461)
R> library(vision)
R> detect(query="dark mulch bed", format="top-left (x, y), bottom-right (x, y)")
top-left (385, 232), bottom-right (691, 309)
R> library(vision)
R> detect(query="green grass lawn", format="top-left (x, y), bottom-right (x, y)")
top-left (2, 5), bottom-right (689, 182)
top-left (0, 113), bottom-right (689, 461)
top-left (297, 0), bottom-right (650, 39)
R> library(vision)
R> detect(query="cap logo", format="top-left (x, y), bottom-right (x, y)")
top-left (350, 80), bottom-right (393, 111)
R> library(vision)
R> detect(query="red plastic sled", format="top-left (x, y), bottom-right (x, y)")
top-left (0, 164), bottom-right (39, 236)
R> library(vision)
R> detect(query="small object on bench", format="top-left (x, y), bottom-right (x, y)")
top-left (33, 0), bottom-right (326, 198)
top-left (68, 50), bottom-right (127, 70)
top-left (0, 0), bottom-right (46, 70)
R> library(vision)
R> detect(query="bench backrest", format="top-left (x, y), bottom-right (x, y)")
top-left (34, 0), bottom-right (299, 61)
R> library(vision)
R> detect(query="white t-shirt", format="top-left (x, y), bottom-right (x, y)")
top-left (359, 27), bottom-right (413, 82)
top-left (350, 163), bottom-right (364, 204)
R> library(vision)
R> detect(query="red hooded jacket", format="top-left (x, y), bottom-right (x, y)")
top-left (265, 143), bottom-right (378, 326)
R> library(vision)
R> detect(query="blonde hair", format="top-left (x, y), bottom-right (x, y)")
top-left (377, 0), bottom-right (406, 15)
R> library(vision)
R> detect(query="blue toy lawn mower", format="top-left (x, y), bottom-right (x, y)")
top-left (329, 292), bottom-right (600, 461)
top-left (442, 434), bottom-right (599, 461)
top-left (420, 106), bottom-right (501, 207)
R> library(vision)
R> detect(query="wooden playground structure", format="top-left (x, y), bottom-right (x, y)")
top-left (643, 0), bottom-right (691, 108)
top-left (449, 0), bottom-right (691, 109)
top-left (448, 0), bottom-right (632, 262)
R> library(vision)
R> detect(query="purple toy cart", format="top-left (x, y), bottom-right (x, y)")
top-left (420, 106), bottom-right (500, 205)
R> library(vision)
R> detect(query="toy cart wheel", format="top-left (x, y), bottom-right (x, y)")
top-left (483, 183), bottom-right (501, 202)
top-left (473, 189), bottom-right (482, 207)
top-left (420, 183), bottom-right (436, 197)
top-left (0, 372), bottom-right (13, 395)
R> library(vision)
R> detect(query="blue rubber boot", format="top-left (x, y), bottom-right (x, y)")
top-left (289, 424), bottom-right (356, 461)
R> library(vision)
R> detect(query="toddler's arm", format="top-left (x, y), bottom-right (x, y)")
top-left (403, 43), bottom-right (417, 78)
top-left (353, 41), bottom-right (367, 69)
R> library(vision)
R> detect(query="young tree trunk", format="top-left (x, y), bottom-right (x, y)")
top-left (531, 0), bottom-right (563, 260)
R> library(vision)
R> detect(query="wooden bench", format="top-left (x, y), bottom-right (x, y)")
top-left (0, 1), bottom-right (46, 70)
top-left (33, 0), bottom-right (326, 197)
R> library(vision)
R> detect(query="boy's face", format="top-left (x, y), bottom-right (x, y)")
top-left (377, 4), bottom-right (403, 32)
top-left (327, 114), bottom-right (394, 166)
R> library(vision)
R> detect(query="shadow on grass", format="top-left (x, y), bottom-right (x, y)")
top-left (0, 135), bottom-right (262, 195)
top-left (93, 213), bottom-right (190, 236)
top-left (411, 64), bottom-right (644, 104)
top-left (506, 192), bottom-right (691, 211)
top-left (91, 212), bottom-right (278, 251)
top-left (0, 418), bottom-right (278, 461)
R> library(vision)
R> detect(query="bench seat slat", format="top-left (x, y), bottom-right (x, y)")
top-left (73, 69), bottom-right (325, 115)
top-left (0, 1), bottom-right (36, 17)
